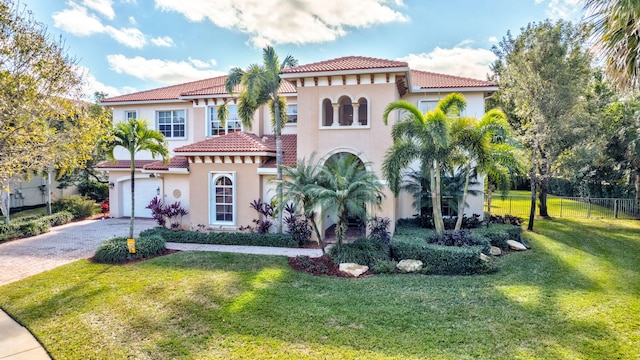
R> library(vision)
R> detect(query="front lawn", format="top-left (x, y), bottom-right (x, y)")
top-left (1, 218), bottom-right (639, 359)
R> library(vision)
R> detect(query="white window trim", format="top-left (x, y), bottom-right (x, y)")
top-left (419, 99), bottom-right (465, 117)
top-left (207, 106), bottom-right (243, 137)
top-left (156, 109), bottom-right (187, 140)
top-left (209, 171), bottom-right (236, 226)
top-left (124, 110), bottom-right (138, 121)
top-left (285, 103), bottom-right (298, 126)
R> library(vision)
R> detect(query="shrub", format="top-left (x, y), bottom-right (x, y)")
top-left (0, 211), bottom-right (74, 243)
top-left (139, 227), bottom-right (298, 248)
top-left (427, 230), bottom-right (491, 255)
top-left (489, 214), bottom-right (524, 226)
top-left (52, 195), bottom-right (99, 219)
top-left (78, 180), bottom-right (109, 202)
top-left (329, 237), bottom-right (390, 267)
top-left (390, 242), bottom-right (491, 275)
top-left (146, 197), bottom-right (188, 228)
top-left (368, 217), bottom-right (391, 244)
top-left (285, 215), bottom-right (312, 246)
top-left (41, 211), bottom-right (74, 227)
top-left (371, 260), bottom-right (398, 274)
top-left (93, 235), bottom-right (166, 264)
top-left (17, 219), bottom-right (49, 237)
top-left (472, 226), bottom-right (510, 249)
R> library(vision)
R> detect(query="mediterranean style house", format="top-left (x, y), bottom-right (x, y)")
top-left (99, 56), bottom-right (497, 235)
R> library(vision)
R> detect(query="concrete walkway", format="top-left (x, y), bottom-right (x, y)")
top-left (0, 218), bottom-right (323, 359)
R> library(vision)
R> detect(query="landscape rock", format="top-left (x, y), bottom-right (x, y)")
top-left (507, 240), bottom-right (528, 251)
top-left (396, 259), bottom-right (424, 272)
top-left (339, 263), bottom-right (369, 277)
top-left (490, 246), bottom-right (502, 256)
top-left (480, 253), bottom-right (490, 262)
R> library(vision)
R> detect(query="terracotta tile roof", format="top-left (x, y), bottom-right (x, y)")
top-left (180, 80), bottom-right (297, 96)
top-left (260, 134), bottom-right (297, 168)
top-left (102, 76), bottom-right (228, 103)
top-left (282, 56), bottom-right (408, 74)
top-left (96, 160), bottom-right (157, 169)
top-left (174, 132), bottom-right (276, 153)
top-left (143, 156), bottom-right (189, 171)
top-left (411, 70), bottom-right (495, 89)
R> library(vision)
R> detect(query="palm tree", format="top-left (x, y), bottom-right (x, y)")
top-left (275, 154), bottom-right (327, 254)
top-left (220, 46), bottom-right (297, 233)
top-left (585, 0), bottom-right (640, 91)
top-left (308, 154), bottom-right (383, 246)
top-left (106, 118), bottom-right (168, 239)
top-left (484, 141), bottom-right (528, 222)
top-left (450, 108), bottom-right (514, 230)
top-left (382, 93), bottom-right (465, 235)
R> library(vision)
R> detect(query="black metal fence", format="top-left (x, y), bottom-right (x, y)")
top-left (485, 195), bottom-right (640, 220)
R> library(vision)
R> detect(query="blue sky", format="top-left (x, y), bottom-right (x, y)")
top-left (19, 0), bottom-right (584, 98)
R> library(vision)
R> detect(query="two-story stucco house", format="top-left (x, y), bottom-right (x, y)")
top-left (99, 56), bottom-right (497, 235)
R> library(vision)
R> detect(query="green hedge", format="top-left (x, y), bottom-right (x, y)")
top-left (93, 235), bottom-right (166, 264)
top-left (0, 211), bottom-right (74, 243)
top-left (472, 224), bottom-right (522, 250)
top-left (329, 237), bottom-right (390, 267)
top-left (52, 195), bottom-right (100, 220)
top-left (390, 242), bottom-right (491, 275)
top-left (139, 227), bottom-right (298, 248)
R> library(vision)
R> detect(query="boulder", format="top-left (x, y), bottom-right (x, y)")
top-left (396, 259), bottom-right (424, 272)
top-left (507, 240), bottom-right (528, 251)
top-left (339, 263), bottom-right (369, 277)
top-left (490, 246), bottom-right (502, 256)
top-left (480, 253), bottom-right (490, 262)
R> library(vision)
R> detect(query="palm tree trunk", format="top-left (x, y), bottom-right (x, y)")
top-left (274, 95), bottom-right (283, 234)
top-left (308, 212), bottom-right (325, 255)
top-left (486, 183), bottom-right (494, 227)
top-left (454, 164), bottom-right (472, 230)
top-left (431, 160), bottom-right (445, 234)
top-left (129, 161), bottom-right (135, 239)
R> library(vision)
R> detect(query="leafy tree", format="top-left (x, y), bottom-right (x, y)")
top-left (276, 154), bottom-right (327, 254)
top-left (490, 20), bottom-right (593, 230)
top-left (308, 154), bottom-right (383, 246)
top-left (382, 93), bottom-right (465, 235)
top-left (106, 118), bottom-right (168, 239)
top-left (220, 46), bottom-right (297, 233)
top-left (1, 1), bottom-right (102, 223)
top-left (585, 0), bottom-right (640, 91)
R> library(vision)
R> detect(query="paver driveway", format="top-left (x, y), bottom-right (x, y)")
top-left (0, 218), bottom-right (156, 286)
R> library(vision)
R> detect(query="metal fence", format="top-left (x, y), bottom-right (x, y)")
top-left (485, 195), bottom-right (640, 220)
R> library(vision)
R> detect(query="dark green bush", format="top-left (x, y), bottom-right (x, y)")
top-left (329, 237), bottom-right (390, 267)
top-left (139, 227), bottom-right (298, 248)
top-left (78, 180), bottom-right (109, 202)
top-left (42, 211), bottom-right (74, 227)
top-left (93, 235), bottom-right (166, 264)
top-left (17, 219), bottom-right (49, 237)
top-left (390, 242), bottom-right (491, 275)
top-left (371, 260), bottom-right (398, 274)
top-left (427, 230), bottom-right (491, 255)
top-left (52, 195), bottom-right (99, 219)
top-left (0, 212), bottom-right (72, 242)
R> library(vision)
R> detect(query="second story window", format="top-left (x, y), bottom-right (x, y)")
top-left (125, 110), bottom-right (137, 120)
top-left (157, 110), bottom-right (185, 139)
top-left (208, 105), bottom-right (242, 137)
top-left (287, 104), bottom-right (297, 124)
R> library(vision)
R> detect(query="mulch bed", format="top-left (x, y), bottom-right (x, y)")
top-left (288, 255), bottom-right (374, 278)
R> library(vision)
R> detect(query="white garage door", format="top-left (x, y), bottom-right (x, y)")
top-left (122, 178), bottom-right (161, 218)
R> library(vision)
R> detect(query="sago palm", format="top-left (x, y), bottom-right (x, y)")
top-left (220, 46), bottom-right (297, 233)
top-left (106, 118), bottom-right (168, 239)
top-left (382, 93), bottom-right (465, 235)
top-left (308, 154), bottom-right (383, 246)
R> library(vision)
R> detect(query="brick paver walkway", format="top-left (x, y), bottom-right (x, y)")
top-left (0, 218), bottom-right (156, 286)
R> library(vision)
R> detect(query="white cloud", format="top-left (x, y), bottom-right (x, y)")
top-left (82, 0), bottom-right (115, 20)
top-left (151, 36), bottom-right (175, 47)
top-left (542, 0), bottom-right (582, 20)
top-left (53, 3), bottom-right (105, 36)
top-left (77, 66), bottom-right (127, 98)
top-left (154, 0), bottom-right (409, 47)
top-left (106, 54), bottom-right (226, 84)
top-left (128, 16), bottom-right (137, 25)
top-left (488, 36), bottom-right (498, 43)
top-left (398, 47), bottom-right (497, 80)
top-left (105, 26), bottom-right (147, 48)
top-left (188, 57), bottom-right (211, 68)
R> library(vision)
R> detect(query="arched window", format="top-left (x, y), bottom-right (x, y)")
top-left (322, 98), bottom-right (333, 126)
top-left (212, 174), bottom-right (234, 223)
top-left (338, 96), bottom-right (353, 126)
top-left (358, 97), bottom-right (368, 125)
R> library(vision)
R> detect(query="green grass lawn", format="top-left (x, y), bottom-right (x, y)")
top-left (1, 218), bottom-right (640, 359)
top-left (0, 206), bottom-right (46, 222)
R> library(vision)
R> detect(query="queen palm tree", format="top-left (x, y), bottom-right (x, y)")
top-left (307, 154), bottom-right (383, 246)
top-left (106, 118), bottom-right (168, 239)
top-left (585, 0), bottom-right (640, 91)
top-left (382, 93), bottom-right (465, 235)
top-left (275, 154), bottom-right (327, 254)
top-left (220, 46), bottom-right (297, 233)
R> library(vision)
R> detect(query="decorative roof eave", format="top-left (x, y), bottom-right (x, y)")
top-left (280, 66), bottom-right (411, 79)
top-left (178, 91), bottom-right (298, 101)
top-left (257, 168), bottom-right (277, 175)
top-left (411, 85), bottom-right (499, 93)
top-left (174, 151), bottom-right (276, 157)
top-left (101, 99), bottom-right (189, 106)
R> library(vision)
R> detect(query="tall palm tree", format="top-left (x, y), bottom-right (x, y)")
top-left (107, 118), bottom-right (168, 239)
top-left (220, 46), bottom-right (297, 233)
top-left (308, 154), bottom-right (383, 246)
top-left (450, 108), bottom-right (514, 230)
top-left (585, 0), bottom-right (640, 91)
top-left (382, 93), bottom-right (465, 235)
top-left (275, 154), bottom-right (327, 254)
